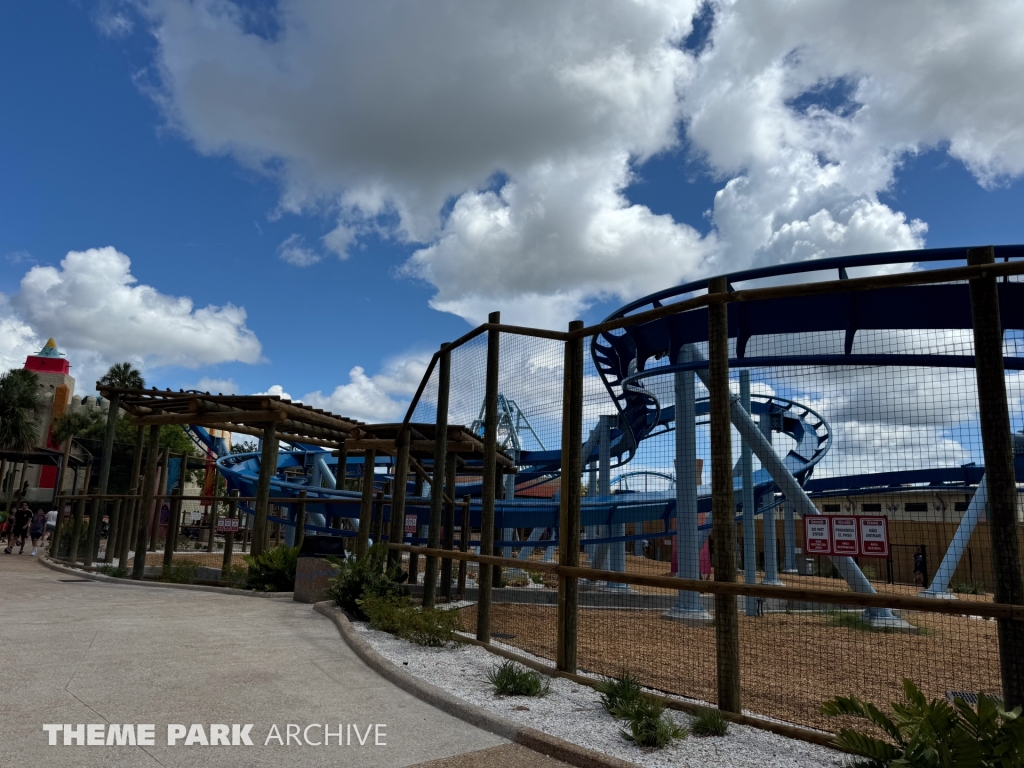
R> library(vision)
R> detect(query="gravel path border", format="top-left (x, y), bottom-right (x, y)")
top-left (313, 601), bottom-right (636, 768)
top-left (37, 555), bottom-right (294, 598)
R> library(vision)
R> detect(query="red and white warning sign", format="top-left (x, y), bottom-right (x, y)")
top-left (803, 514), bottom-right (891, 557)
top-left (859, 517), bottom-right (890, 557)
top-left (805, 516), bottom-right (831, 554)
top-left (404, 514), bottom-right (419, 535)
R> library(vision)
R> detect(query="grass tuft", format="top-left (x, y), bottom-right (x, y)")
top-left (486, 660), bottom-right (550, 697)
top-left (595, 673), bottom-right (644, 717)
top-left (618, 697), bottom-right (688, 749)
top-left (690, 707), bottom-right (729, 737)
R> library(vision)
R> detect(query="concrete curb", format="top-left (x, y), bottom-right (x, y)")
top-left (312, 601), bottom-right (636, 768)
top-left (38, 556), bottom-right (294, 599)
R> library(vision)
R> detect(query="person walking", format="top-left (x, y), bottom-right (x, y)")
top-left (5, 502), bottom-right (33, 554)
top-left (29, 508), bottom-right (47, 556)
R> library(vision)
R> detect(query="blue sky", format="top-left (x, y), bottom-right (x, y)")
top-left (3, 1), bottom-right (1024, 423)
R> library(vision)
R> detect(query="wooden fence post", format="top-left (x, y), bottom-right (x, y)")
top-left (67, 497), bottom-right (87, 563)
top-left (208, 474), bottom-right (222, 552)
top-left (104, 496), bottom-right (121, 564)
top-left (49, 496), bottom-right (66, 558)
top-left (457, 495), bottom-right (471, 597)
top-left (251, 423), bottom-right (278, 558)
top-left (148, 449), bottom-right (169, 552)
top-left (356, 449), bottom-right (377, 558)
top-left (222, 489), bottom-right (238, 573)
top-left (83, 493), bottom-right (100, 567)
top-left (441, 451), bottom-right (457, 601)
top-left (477, 312), bottom-right (500, 642)
top-left (424, 342), bottom-right (451, 608)
top-left (968, 245), bottom-right (1024, 708)
top-left (92, 390), bottom-right (120, 564)
top-left (708, 275), bottom-right (742, 713)
top-left (557, 320), bottom-right (584, 672)
top-left (387, 427), bottom-right (410, 569)
top-left (131, 425), bottom-right (162, 580)
top-left (121, 425), bottom-right (146, 569)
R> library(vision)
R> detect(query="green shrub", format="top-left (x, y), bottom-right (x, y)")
top-left (690, 707), bottom-right (729, 737)
top-left (220, 563), bottom-right (248, 587)
top-left (110, 567), bottom-right (129, 579)
top-left (360, 595), bottom-right (461, 647)
top-left (953, 581), bottom-right (987, 595)
top-left (618, 698), bottom-right (688, 749)
top-left (822, 678), bottom-right (1024, 768)
top-left (161, 559), bottom-right (200, 584)
top-left (325, 543), bottom-right (408, 619)
top-left (596, 673), bottom-right (644, 717)
top-left (486, 660), bottom-right (550, 697)
top-left (243, 545), bottom-right (298, 592)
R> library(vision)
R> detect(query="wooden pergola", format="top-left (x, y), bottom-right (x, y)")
top-left (95, 386), bottom-right (511, 566)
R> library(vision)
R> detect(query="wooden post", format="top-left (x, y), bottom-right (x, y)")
top-left (169, 453), bottom-right (189, 558)
top-left (477, 312), bottom-right (500, 642)
top-left (557, 320), bottom-right (584, 672)
top-left (492, 465), bottom-right (504, 588)
top-left (294, 490), bottom-right (308, 552)
top-left (207, 474), bottom-right (221, 552)
top-left (132, 425), bottom-right (162, 580)
top-left (92, 391), bottom-right (120, 563)
top-left (251, 423), bottom-right (278, 558)
top-left (355, 449), bottom-right (377, 558)
top-left (708, 275), bottom-right (741, 714)
top-left (410, 471), bottom-right (425, 580)
top-left (441, 451), bottom-right (457, 601)
top-left (457, 495), bottom-right (471, 596)
top-left (104, 496), bottom-right (121, 564)
top-left (424, 342), bottom-right (451, 608)
top-left (222, 489), bottom-right (238, 572)
top-left (336, 440), bottom-right (348, 490)
top-left (149, 449), bottom-right (169, 551)
top-left (372, 490), bottom-right (385, 543)
top-left (387, 427), bottom-right (411, 569)
top-left (67, 497), bottom-right (87, 563)
top-left (968, 245), bottom-right (1024, 708)
top-left (122, 425), bottom-right (146, 569)
top-left (83, 493), bottom-right (100, 567)
top-left (49, 497), bottom-right (67, 558)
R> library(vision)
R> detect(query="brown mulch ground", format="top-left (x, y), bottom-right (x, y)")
top-left (456, 602), bottom-right (1001, 732)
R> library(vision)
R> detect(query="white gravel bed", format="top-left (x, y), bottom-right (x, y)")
top-left (354, 624), bottom-right (844, 768)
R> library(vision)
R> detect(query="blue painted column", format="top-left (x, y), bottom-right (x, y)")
top-left (760, 410), bottom-right (784, 586)
top-left (665, 345), bottom-right (712, 622)
top-left (783, 502), bottom-right (798, 573)
top-left (739, 371), bottom-right (758, 616)
top-left (600, 415), bottom-right (629, 590)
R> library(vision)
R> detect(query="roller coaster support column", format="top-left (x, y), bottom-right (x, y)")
top-left (294, 491), bottom-right (308, 552)
top-left (131, 425), bottom-right (161, 579)
top-left (689, 346), bottom-right (905, 626)
top-left (477, 313), bottom-right (501, 642)
top-left (922, 475), bottom-right (987, 598)
top-left (665, 345), bottom-right (712, 623)
top-left (760, 413), bottom-right (783, 586)
top-left (424, 342), bottom-right (451, 608)
top-left (251, 422), bottom-right (278, 558)
top-left (782, 502), bottom-right (797, 574)
top-left (708, 276), bottom-right (741, 714)
top-left (387, 427), bottom-right (410, 569)
top-left (740, 370), bottom-right (758, 616)
top-left (601, 414), bottom-right (631, 592)
top-left (557, 320), bottom-right (584, 673)
top-left (968, 244), bottom-right (1024, 709)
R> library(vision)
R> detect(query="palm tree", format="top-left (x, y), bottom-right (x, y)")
top-left (0, 368), bottom-right (42, 452)
top-left (98, 362), bottom-right (145, 390)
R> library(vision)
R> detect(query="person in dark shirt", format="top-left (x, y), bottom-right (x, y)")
top-left (913, 546), bottom-right (926, 588)
top-left (5, 502), bottom-right (33, 554)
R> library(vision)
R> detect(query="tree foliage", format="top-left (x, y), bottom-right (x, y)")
top-left (98, 362), bottom-right (145, 390)
top-left (0, 368), bottom-right (42, 452)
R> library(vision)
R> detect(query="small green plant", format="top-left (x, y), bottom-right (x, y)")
top-left (618, 698), bottom-right (688, 749)
top-left (360, 595), bottom-right (461, 647)
top-left (486, 660), bottom-right (550, 697)
top-left (953, 581), bottom-right (987, 595)
top-left (822, 679), bottom-right (1024, 768)
top-left (243, 545), bottom-right (298, 592)
top-left (596, 673), bottom-right (644, 717)
top-left (220, 563), bottom-right (248, 587)
top-left (161, 559), bottom-right (200, 584)
top-left (326, 543), bottom-right (408, 619)
top-left (110, 567), bottom-right (128, 579)
top-left (529, 571), bottom-right (544, 585)
top-left (690, 707), bottom-right (729, 737)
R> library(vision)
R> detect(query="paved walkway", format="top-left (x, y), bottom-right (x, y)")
top-left (0, 555), bottom-right (522, 767)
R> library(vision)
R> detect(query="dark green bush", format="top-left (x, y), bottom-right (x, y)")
top-left (243, 545), bottom-right (298, 592)
top-left (326, 543), bottom-right (408, 619)
top-left (822, 678), bottom-right (1024, 767)
top-left (161, 560), bottom-right (200, 584)
top-left (360, 595), bottom-right (461, 647)
top-left (690, 707), bottom-right (729, 737)
top-left (220, 563), bottom-right (248, 587)
top-left (953, 581), bottom-right (987, 595)
top-left (486, 660), bottom-right (550, 697)
top-left (618, 697), bottom-right (688, 749)
top-left (596, 673), bottom-right (644, 717)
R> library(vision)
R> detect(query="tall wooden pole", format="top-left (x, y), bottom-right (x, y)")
top-left (148, 449), bottom-right (169, 551)
top-left (251, 422), bottom-right (278, 558)
top-left (355, 449), bottom-right (377, 558)
top-left (83, 493), bottom-right (100, 567)
top-left (222, 489), bottom-right (238, 572)
top-left (387, 427), bottom-right (411, 569)
top-left (90, 391), bottom-right (120, 564)
top-left (67, 497), bottom-right (87, 563)
top-left (423, 342), bottom-right (451, 608)
top-left (477, 313), bottom-right (500, 641)
top-left (557, 320), bottom-right (584, 672)
top-left (104, 499), bottom-right (122, 565)
top-left (968, 245), bottom-right (1024, 708)
top-left (708, 275), bottom-right (741, 713)
top-left (440, 451), bottom-right (457, 601)
top-left (122, 425), bottom-right (146, 569)
top-left (163, 455), bottom-right (187, 570)
top-left (207, 473), bottom-right (222, 552)
top-left (131, 425), bottom-right (162, 580)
